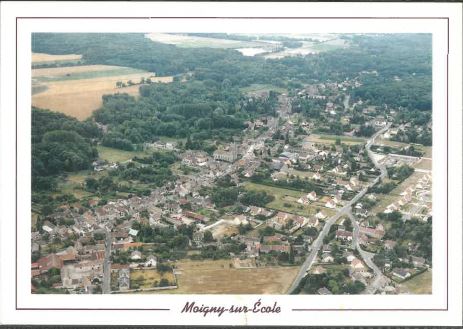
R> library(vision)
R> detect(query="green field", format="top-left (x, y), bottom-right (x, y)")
top-left (308, 134), bottom-right (366, 145)
top-left (97, 146), bottom-right (148, 163)
top-left (400, 270), bottom-right (432, 294)
top-left (32, 59), bottom-right (82, 67)
top-left (36, 67), bottom-right (148, 82)
top-left (244, 182), bottom-right (335, 217)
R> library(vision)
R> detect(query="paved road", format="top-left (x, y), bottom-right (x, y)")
top-left (287, 124), bottom-right (391, 294)
top-left (348, 211), bottom-right (389, 294)
top-left (102, 229), bottom-right (112, 294)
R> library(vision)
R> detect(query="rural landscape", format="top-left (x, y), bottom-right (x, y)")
top-left (31, 32), bottom-right (432, 295)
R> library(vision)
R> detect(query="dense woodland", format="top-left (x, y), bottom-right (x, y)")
top-left (32, 109), bottom-right (100, 191)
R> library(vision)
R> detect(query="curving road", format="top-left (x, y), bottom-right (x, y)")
top-left (348, 211), bottom-right (389, 294)
top-left (287, 124), bottom-right (391, 294)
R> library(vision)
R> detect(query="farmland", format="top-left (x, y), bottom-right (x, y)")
top-left (32, 64), bottom-right (173, 120)
top-left (32, 52), bottom-right (82, 65)
top-left (151, 259), bottom-right (299, 294)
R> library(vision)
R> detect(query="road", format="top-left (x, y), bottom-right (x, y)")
top-left (348, 211), bottom-right (389, 294)
top-left (287, 124), bottom-right (391, 294)
top-left (102, 229), bottom-right (112, 294)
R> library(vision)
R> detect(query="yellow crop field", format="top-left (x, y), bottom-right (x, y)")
top-left (150, 259), bottom-right (299, 294)
top-left (32, 68), bottom-right (173, 120)
top-left (32, 52), bottom-right (82, 63)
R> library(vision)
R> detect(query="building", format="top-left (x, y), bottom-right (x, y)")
top-left (411, 256), bottom-right (426, 268)
top-left (213, 144), bottom-right (238, 163)
top-left (392, 268), bottom-right (411, 280)
top-left (317, 287), bottom-right (332, 295)
top-left (350, 258), bottom-right (365, 271)
top-left (335, 230), bottom-right (353, 241)
top-left (359, 225), bottom-right (385, 239)
top-left (322, 254), bottom-right (334, 263)
top-left (144, 255), bottom-right (157, 268)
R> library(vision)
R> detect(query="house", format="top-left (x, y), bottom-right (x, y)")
top-left (325, 199), bottom-right (336, 209)
top-left (315, 211), bottom-right (327, 220)
top-left (322, 254), bottom-right (334, 263)
top-left (350, 258), bottom-right (365, 271)
top-left (297, 195), bottom-right (310, 205)
top-left (346, 253), bottom-right (356, 262)
top-left (359, 225), bottom-right (385, 239)
top-left (335, 230), bottom-right (353, 241)
top-left (384, 240), bottom-right (397, 250)
top-left (307, 191), bottom-right (317, 201)
top-left (183, 211), bottom-right (207, 223)
top-left (144, 255), bottom-right (157, 268)
top-left (306, 217), bottom-right (319, 227)
top-left (312, 266), bottom-right (326, 275)
top-left (130, 250), bottom-right (142, 260)
top-left (312, 172), bottom-right (321, 181)
top-left (128, 228), bottom-right (139, 237)
top-left (249, 206), bottom-right (272, 218)
top-left (411, 256), bottom-right (426, 268)
top-left (392, 268), bottom-right (411, 280)
top-left (317, 287), bottom-right (332, 295)
top-left (37, 254), bottom-right (63, 273)
top-left (214, 145), bottom-right (238, 163)
top-left (322, 244), bottom-right (332, 253)
top-left (193, 231), bottom-right (205, 244)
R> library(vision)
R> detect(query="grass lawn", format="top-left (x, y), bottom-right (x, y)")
top-left (97, 145), bottom-right (148, 163)
top-left (244, 182), bottom-right (335, 217)
top-left (400, 269), bottom-right (432, 294)
top-left (309, 134), bottom-right (366, 145)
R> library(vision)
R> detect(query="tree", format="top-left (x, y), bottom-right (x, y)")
top-left (203, 231), bottom-right (214, 243)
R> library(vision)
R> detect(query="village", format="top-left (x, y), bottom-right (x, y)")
top-left (31, 74), bottom-right (432, 295)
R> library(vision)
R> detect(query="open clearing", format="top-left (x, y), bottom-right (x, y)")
top-left (244, 182), bottom-right (335, 217)
top-left (130, 269), bottom-right (176, 289)
top-left (150, 259), bottom-right (299, 294)
top-left (32, 52), bottom-right (82, 64)
top-left (399, 270), bottom-right (432, 294)
top-left (307, 134), bottom-right (366, 145)
top-left (32, 66), bottom-right (173, 120)
top-left (96, 146), bottom-right (149, 163)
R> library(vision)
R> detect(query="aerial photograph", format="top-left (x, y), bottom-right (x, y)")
top-left (31, 32), bottom-right (432, 295)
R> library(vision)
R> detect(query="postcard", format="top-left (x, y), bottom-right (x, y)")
top-left (0, 1), bottom-right (462, 326)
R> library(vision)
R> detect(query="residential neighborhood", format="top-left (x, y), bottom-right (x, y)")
top-left (30, 33), bottom-right (432, 295)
